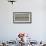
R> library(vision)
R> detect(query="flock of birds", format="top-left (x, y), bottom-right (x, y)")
top-left (0, 33), bottom-right (46, 46)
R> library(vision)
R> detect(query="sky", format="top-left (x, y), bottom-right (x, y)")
top-left (0, 0), bottom-right (46, 42)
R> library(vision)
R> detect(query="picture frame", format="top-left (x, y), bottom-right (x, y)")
top-left (13, 12), bottom-right (32, 24)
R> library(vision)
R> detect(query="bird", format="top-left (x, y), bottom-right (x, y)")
top-left (8, 0), bottom-right (16, 4)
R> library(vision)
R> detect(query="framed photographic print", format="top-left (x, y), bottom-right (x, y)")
top-left (13, 12), bottom-right (32, 24)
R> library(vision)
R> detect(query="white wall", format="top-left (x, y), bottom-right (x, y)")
top-left (0, 0), bottom-right (46, 41)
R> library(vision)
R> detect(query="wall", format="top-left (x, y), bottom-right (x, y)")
top-left (0, 0), bottom-right (46, 41)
